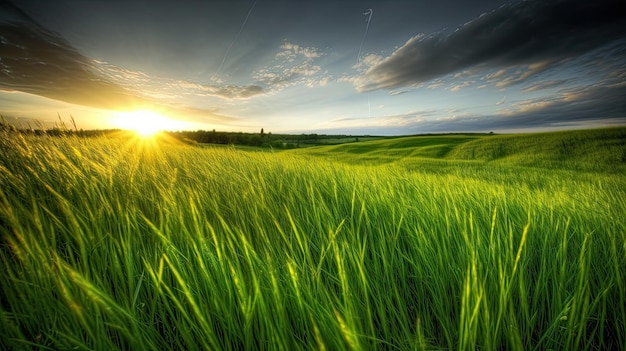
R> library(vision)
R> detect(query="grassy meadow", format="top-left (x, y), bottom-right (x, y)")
top-left (1, 128), bottom-right (625, 350)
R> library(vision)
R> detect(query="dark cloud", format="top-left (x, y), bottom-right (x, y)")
top-left (0, 0), bottom-right (34, 23)
top-left (0, 0), bottom-right (150, 110)
top-left (0, 25), bottom-right (146, 109)
top-left (337, 83), bottom-right (626, 135)
top-left (360, 0), bottom-right (626, 91)
top-left (420, 84), bottom-right (626, 132)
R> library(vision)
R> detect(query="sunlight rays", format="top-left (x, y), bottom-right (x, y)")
top-left (112, 109), bottom-right (184, 137)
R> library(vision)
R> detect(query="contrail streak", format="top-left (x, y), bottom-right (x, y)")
top-left (357, 9), bottom-right (374, 118)
top-left (213, 1), bottom-right (257, 80)
top-left (356, 8), bottom-right (373, 65)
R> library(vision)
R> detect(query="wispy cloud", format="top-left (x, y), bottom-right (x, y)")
top-left (521, 80), bottom-right (571, 93)
top-left (92, 60), bottom-right (265, 100)
top-left (276, 42), bottom-right (323, 60)
top-left (353, 54), bottom-right (383, 71)
top-left (493, 61), bottom-right (554, 88)
top-left (254, 41), bottom-right (331, 91)
top-left (358, 0), bottom-right (626, 92)
top-left (172, 81), bottom-right (264, 100)
top-left (330, 109), bottom-right (438, 128)
top-left (449, 81), bottom-right (474, 92)
top-left (455, 84), bottom-right (626, 131)
top-left (333, 83), bottom-right (626, 134)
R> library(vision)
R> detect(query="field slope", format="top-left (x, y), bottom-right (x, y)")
top-left (296, 128), bottom-right (626, 173)
top-left (1, 128), bottom-right (625, 350)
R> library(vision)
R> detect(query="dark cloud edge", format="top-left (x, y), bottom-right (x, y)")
top-left (329, 83), bottom-right (626, 135)
top-left (358, 0), bottom-right (626, 92)
top-left (1, 1), bottom-right (262, 116)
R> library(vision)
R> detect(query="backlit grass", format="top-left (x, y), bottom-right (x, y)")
top-left (1, 129), bottom-right (625, 350)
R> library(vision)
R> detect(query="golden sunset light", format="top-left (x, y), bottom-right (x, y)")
top-left (2, 0), bottom-right (623, 134)
top-left (1, 1), bottom-right (625, 349)
top-left (112, 110), bottom-right (184, 137)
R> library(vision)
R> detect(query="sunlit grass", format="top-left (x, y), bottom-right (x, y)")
top-left (1, 129), bottom-right (625, 350)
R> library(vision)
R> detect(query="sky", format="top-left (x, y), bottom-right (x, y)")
top-left (1, 0), bottom-right (625, 135)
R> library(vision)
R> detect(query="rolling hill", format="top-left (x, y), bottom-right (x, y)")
top-left (294, 127), bottom-right (626, 173)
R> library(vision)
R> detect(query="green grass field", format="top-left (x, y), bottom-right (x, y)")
top-left (1, 128), bottom-right (625, 350)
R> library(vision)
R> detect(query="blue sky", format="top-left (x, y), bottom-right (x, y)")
top-left (1, 0), bottom-right (625, 134)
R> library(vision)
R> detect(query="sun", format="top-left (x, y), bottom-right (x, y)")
top-left (113, 110), bottom-right (179, 137)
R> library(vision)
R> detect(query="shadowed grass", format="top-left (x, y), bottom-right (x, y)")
top-left (1, 129), bottom-right (625, 350)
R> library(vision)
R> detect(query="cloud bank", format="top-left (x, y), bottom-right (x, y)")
top-left (0, 0), bottom-right (264, 114)
top-left (359, 0), bottom-right (626, 91)
top-left (346, 83), bottom-right (626, 134)
top-left (0, 21), bottom-right (146, 110)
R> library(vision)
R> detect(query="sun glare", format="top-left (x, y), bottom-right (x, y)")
top-left (113, 110), bottom-right (180, 137)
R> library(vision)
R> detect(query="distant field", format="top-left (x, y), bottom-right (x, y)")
top-left (284, 136), bottom-right (387, 146)
top-left (1, 127), bottom-right (625, 350)
top-left (296, 128), bottom-right (626, 172)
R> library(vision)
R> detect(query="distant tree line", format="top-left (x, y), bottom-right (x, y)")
top-left (0, 118), bottom-right (119, 138)
top-left (0, 115), bottom-right (121, 138)
top-left (166, 129), bottom-right (360, 149)
top-left (1, 117), bottom-right (365, 148)
top-left (167, 129), bottom-right (278, 147)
